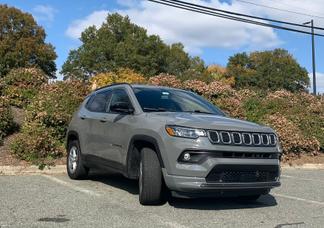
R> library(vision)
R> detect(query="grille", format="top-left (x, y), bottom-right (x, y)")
top-left (222, 152), bottom-right (278, 159)
top-left (206, 170), bottom-right (278, 183)
top-left (232, 133), bottom-right (241, 144)
top-left (208, 130), bottom-right (277, 147)
top-left (206, 165), bottom-right (279, 183)
top-left (208, 131), bottom-right (219, 143)
top-left (220, 132), bottom-right (231, 144)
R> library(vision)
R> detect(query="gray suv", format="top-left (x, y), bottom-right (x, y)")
top-left (66, 83), bottom-right (281, 205)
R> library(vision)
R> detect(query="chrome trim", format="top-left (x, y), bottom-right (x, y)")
top-left (231, 132), bottom-right (242, 145)
top-left (207, 130), bottom-right (277, 147)
top-left (220, 131), bottom-right (231, 144)
top-left (269, 134), bottom-right (277, 145)
top-left (242, 133), bottom-right (252, 145)
top-left (252, 133), bottom-right (261, 145)
top-left (261, 134), bottom-right (269, 145)
top-left (207, 130), bottom-right (220, 143)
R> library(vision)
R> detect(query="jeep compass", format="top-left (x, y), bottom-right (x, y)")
top-left (66, 83), bottom-right (281, 205)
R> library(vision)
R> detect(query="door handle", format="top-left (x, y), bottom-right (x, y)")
top-left (80, 115), bottom-right (87, 120)
top-left (100, 119), bottom-right (107, 123)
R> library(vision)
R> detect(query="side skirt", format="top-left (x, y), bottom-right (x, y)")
top-left (83, 154), bottom-right (127, 175)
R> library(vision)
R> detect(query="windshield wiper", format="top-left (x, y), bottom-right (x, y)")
top-left (143, 107), bottom-right (167, 112)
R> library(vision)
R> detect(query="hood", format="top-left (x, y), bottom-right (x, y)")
top-left (149, 112), bottom-right (273, 133)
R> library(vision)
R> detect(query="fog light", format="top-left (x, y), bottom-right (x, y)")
top-left (183, 153), bottom-right (191, 161)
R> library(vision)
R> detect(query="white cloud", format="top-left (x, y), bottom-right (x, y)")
top-left (309, 73), bottom-right (324, 94)
top-left (66, 10), bottom-right (109, 39)
top-left (65, 0), bottom-right (324, 54)
top-left (33, 5), bottom-right (57, 23)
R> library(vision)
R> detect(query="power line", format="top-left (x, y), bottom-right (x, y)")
top-left (148, 0), bottom-right (324, 37)
top-left (269, 0), bottom-right (324, 18)
top-left (159, 0), bottom-right (324, 32)
top-left (236, 0), bottom-right (324, 20)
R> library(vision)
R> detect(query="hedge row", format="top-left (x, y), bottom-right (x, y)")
top-left (2, 69), bottom-right (323, 166)
top-left (0, 97), bottom-right (15, 144)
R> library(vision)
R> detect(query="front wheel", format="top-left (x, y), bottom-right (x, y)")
top-left (67, 140), bottom-right (89, 180)
top-left (139, 148), bottom-right (163, 205)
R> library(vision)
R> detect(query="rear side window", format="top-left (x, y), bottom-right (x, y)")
top-left (86, 90), bottom-right (112, 112)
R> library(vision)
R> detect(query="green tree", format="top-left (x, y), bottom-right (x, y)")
top-left (0, 5), bottom-right (57, 78)
top-left (61, 13), bottom-right (202, 80)
top-left (227, 49), bottom-right (309, 92)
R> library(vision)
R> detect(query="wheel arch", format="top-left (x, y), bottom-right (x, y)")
top-left (66, 130), bottom-right (80, 149)
top-left (126, 135), bottom-right (165, 179)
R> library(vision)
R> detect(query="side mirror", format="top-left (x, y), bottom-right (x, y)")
top-left (110, 102), bottom-right (134, 114)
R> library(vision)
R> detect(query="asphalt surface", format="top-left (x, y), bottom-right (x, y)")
top-left (1, 169), bottom-right (324, 228)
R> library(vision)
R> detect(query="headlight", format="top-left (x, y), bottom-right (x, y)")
top-left (165, 125), bottom-right (206, 139)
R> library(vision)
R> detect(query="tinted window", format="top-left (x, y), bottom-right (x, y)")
top-left (133, 87), bottom-right (224, 116)
top-left (108, 89), bottom-right (132, 112)
top-left (86, 90), bottom-right (112, 112)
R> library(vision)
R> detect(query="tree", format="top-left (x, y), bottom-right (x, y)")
top-left (0, 5), bottom-right (57, 78)
top-left (227, 49), bottom-right (309, 92)
top-left (61, 13), bottom-right (202, 80)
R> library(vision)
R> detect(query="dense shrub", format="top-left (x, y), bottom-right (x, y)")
top-left (9, 72), bottom-right (323, 165)
top-left (11, 81), bottom-right (89, 167)
top-left (0, 97), bottom-right (15, 144)
top-left (265, 114), bottom-right (320, 159)
top-left (206, 65), bottom-right (235, 87)
top-left (11, 122), bottom-right (64, 168)
top-left (1, 68), bottom-right (48, 107)
top-left (25, 81), bottom-right (89, 141)
top-left (90, 68), bottom-right (146, 90)
top-left (148, 74), bottom-right (182, 88)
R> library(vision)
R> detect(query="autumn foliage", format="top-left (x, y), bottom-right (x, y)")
top-left (3, 69), bottom-right (324, 166)
top-left (0, 97), bottom-right (15, 144)
top-left (90, 68), bottom-right (146, 90)
top-left (1, 68), bottom-right (48, 107)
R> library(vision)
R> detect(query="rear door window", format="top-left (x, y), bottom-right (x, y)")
top-left (86, 90), bottom-right (112, 113)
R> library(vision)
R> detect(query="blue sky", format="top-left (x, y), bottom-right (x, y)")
top-left (3, 0), bottom-right (324, 92)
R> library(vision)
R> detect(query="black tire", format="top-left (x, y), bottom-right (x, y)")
top-left (139, 148), bottom-right (163, 205)
top-left (67, 140), bottom-right (89, 180)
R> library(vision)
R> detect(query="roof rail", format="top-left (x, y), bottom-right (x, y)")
top-left (94, 82), bottom-right (132, 91)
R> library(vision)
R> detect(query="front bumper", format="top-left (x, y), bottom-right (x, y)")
top-left (163, 169), bottom-right (280, 192)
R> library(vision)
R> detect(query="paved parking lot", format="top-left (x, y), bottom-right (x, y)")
top-left (1, 169), bottom-right (324, 228)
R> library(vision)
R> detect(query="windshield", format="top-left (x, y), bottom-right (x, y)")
top-left (133, 87), bottom-right (225, 116)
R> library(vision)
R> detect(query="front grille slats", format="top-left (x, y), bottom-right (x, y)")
top-left (222, 152), bottom-right (277, 159)
top-left (206, 165), bottom-right (280, 183)
top-left (206, 171), bottom-right (278, 183)
top-left (208, 130), bottom-right (277, 147)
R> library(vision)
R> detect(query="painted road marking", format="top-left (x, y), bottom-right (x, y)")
top-left (273, 193), bottom-right (324, 206)
top-left (281, 174), bottom-right (324, 183)
top-left (42, 175), bottom-right (101, 197)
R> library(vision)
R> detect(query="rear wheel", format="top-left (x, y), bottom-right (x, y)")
top-left (139, 148), bottom-right (163, 205)
top-left (67, 140), bottom-right (89, 179)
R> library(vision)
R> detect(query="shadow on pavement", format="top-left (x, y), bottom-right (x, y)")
top-left (86, 170), bottom-right (278, 210)
top-left (88, 170), bottom-right (139, 195)
top-left (168, 194), bottom-right (277, 210)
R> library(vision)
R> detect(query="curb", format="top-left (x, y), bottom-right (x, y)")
top-left (0, 163), bottom-right (324, 175)
top-left (281, 164), bottom-right (324, 170)
top-left (0, 165), bottom-right (66, 175)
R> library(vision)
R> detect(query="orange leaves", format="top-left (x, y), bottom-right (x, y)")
top-left (90, 68), bottom-right (146, 90)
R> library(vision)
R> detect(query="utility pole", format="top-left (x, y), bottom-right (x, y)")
top-left (304, 20), bottom-right (317, 95)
